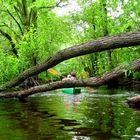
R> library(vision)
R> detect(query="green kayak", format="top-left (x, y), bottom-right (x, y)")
top-left (62, 88), bottom-right (81, 94)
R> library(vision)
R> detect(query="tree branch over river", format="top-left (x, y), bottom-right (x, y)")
top-left (0, 58), bottom-right (140, 98)
top-left (1, 30), bottom-right (140, 93)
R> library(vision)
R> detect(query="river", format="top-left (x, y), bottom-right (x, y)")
top-left (0, 88), bottom-right (139, 140)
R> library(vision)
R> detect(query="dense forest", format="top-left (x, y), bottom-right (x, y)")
top-left (0, 0), bottom-right (140, 98)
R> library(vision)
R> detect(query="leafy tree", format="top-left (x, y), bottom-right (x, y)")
top-left (69, 0), bottom-right (140, 76)
top-left (0, 0), bottom-right (72, 83)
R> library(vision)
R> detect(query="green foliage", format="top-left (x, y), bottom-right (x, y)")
top-left (133, 71), bottom-right (140, 80)
top-left (70, 0), bottom-right (140, 77)
top-left (0, 0), bottom-right (73, 83)
top-left (0, 52), bottom-right (24, 84)
top-left (0, 0), bottom-right (140, 84)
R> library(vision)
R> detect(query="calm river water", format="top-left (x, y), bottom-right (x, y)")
top-left (0, 88), bottom-right (140, 140)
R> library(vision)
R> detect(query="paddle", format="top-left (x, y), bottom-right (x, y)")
top-left (47, 68), bottom-right (64, 78)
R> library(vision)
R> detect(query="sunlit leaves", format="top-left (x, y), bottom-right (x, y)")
top-left (0, 53), bottom-right (23, 83)
top-left (69, 0), bottom-right (140, 77)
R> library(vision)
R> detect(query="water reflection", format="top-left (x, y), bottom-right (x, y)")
top-left (0, 89), bottom-right (139, 140)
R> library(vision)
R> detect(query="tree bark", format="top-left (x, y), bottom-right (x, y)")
top-left (0, 58), bottom-right (140, 99)
top-left (1, 30), bottom-right (140, 90)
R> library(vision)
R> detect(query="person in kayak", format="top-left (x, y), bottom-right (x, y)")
top-left (62, 72), bottom-right (77, 80)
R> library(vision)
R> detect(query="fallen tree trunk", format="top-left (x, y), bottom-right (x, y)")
top-left (0, 58), bottom-right (139, 99)
top-left (1, 30), bottom-right (140, 91)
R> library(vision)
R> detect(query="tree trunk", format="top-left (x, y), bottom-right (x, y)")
top-left (101, 1), bottom-right (112, 70)
top-left (0, 58), bottom-right (140, 99)
top-left (1, 30), bottom-right (140, 90)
